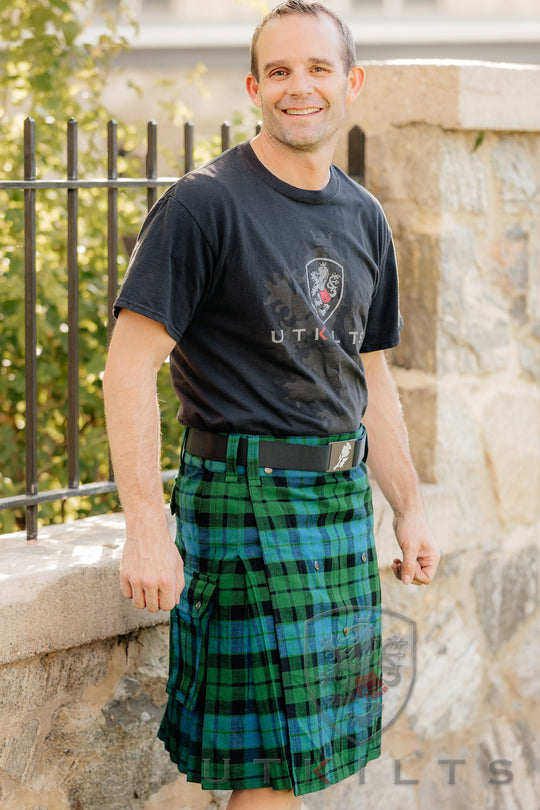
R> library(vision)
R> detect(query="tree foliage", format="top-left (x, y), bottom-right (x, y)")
top-left (0, 1), bottom-right (262, 534)
top-left (0, 1), bottom-right (181, 532)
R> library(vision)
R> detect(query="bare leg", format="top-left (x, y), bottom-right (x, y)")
top-left (226, 787), bottom-right (302, 809)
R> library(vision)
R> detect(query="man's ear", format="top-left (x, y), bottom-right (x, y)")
top-left (246, 73), bottom-right (262, 108)
top-left (346, 65), bottom-right (365, 105)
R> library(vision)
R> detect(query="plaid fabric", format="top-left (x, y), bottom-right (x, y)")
top-left (158, 428), bottom-right (382, 797)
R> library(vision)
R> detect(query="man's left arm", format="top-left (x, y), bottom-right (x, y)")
top-left (361, 349), bottom-right (440, 586)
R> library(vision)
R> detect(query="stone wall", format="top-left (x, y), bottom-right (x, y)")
top-left (326, 60), bottom-right (540, 810)
top-left (1, 62), bottom-right (539, 809)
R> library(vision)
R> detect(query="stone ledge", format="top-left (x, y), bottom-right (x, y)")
top-left (345, 60), bottom-right (540, 134)
top-left (0, 483), bottom-right (447, 669)
top-left (0, 511), bottom-right (174, 667)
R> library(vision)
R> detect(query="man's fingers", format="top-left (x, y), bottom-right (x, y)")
top-left (174, 571), bottom-right (185, 605)
top-left (158, 588), bottom-right (177, 612)
top-left (120, 539), bottom-right (184, 611)
top-left (130, 582), bottom-right (148, 610)
top-left (414, 560), bottom-right (437, 586)
top-left (399, 548), bottom-right (417, 585)
top-left (393, 556), bottom-right (438, 587)
top-left (120, 576), bottom-right (133, 600)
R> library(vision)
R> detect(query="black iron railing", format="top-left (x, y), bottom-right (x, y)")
top-left (0, 120), bottom-right (364, 542)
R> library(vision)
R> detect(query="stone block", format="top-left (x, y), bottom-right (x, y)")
top-left (492, 135), bottom-right (540, 217)
top-left (347, 62), bottom-right (540, 136)
top-left (518, 339), bottom-right (540, 381)
top-left (474, 540), bottom-right (540, 652)
top-left (0, 511), bottom-right (174, 666)
top-left (397, 383), bottom-right (438, 484)
top-left (392, 232), bottom-right (440, 375)
top-left (416, 749), bottom-right (482, 810)
top-left (34, 631), bottom-right (179, 810)
top-left (481, 392), bottom-right (540, 527)
top-left (509, 611), bottom-right (540, 702)
top-left (405, 600), bottom-right (484, 740)
top-left (142, 775), bottom-right (212, 810)
top-left (439, 134), bottom-right (488, 215)
top-left (438, 227), bottom-right (510, 374)
top-left (0, 640), bottom-right (114, 716)
top-left (435, 386), bottom-right (500, 544)
top-left (0, 777), bottom-right (70, 810)
top-left (0, 718), bottom-right (40, 784)
top-left (365, 126), bottom-right (443, 217)
top-left (489, 224), bottom-right (530, 328)
top-left (477, 718), bottom-right (540, 809)
top-left (0, 626), bottom-right (198, 810)
top-left (458, 63), bottom-right (540, 133)
top-left (302, 755), bottom-right (423, 810)
top-left (347, 62), bottom-right (464, 134)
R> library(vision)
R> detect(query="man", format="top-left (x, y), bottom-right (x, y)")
top-left (103, 2), bottom-right (440, 808)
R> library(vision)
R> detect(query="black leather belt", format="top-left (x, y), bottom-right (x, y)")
top-left (184, 427), bottom-right (367, 473)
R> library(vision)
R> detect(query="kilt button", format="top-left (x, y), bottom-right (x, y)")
top-left (314, 560), bottom-right (319, 570)
top-left (264, 467), bottom-right (273, 475)
top-left (361, 552), bottom-right (367, 563)
top-left (343, 626), bottom-right (349, 636)
top-left (195, 601), bottom-right (202, 610)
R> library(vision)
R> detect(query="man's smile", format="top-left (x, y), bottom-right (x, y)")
top-left (282, 107), bottom-right (323, 116)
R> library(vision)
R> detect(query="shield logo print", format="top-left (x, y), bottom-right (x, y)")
top-left (303, 607), bottom-right (416, 747)
top-left (306, 258), bottom-right (344, 323)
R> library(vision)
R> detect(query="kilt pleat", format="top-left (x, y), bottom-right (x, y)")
top-left (158, 428), bottom-right (382, 797)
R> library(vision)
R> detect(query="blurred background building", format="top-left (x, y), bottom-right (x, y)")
top-left (98, 0), bottom-right (540, 62)
top-left (91, 0), bottom-right (540, 159)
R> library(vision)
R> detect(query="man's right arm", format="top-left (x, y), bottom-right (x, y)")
top-left (102, 309), bottom-right (184, 613)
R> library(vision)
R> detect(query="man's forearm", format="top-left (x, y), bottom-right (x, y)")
top-left (361, 350), bottom-right (440, 586)
top-left (362, 353), bottom-right (422, 516)
top-left (103, 361), bottom-right (167, 528)
top-left (102, 309), bottom-right (176, 527)
top-left (102, 310), bottom-right (183, 612)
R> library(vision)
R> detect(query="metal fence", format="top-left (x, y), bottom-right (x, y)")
top-left (0, 119), bottom-right (365, 542)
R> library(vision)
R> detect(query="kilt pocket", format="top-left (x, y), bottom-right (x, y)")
top-left (167, 566), bottom-right (218, 711)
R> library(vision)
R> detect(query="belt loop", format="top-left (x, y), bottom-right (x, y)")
top-left (179, 426), bottom-right (189, 475)
top-left (361, 423), bottom-right (369, 463)
top-left (246, 435), bottom-right (261, 486)
top-left (225, 434), bottom-right (241, 482)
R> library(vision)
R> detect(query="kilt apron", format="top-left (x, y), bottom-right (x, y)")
top-left (158, 428), bottom-right (382, 797)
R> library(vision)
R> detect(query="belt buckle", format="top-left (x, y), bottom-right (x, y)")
top-left (327, 439), bottom-right (356, 472)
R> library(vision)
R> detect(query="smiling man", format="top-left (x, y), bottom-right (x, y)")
top-left (246, 5), bottom-right (362, 175)
top-left (103, 2), bottom-right (440, 809)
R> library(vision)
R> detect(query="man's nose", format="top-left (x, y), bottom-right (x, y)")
top-left (287, 69), bottom-right (313, 95)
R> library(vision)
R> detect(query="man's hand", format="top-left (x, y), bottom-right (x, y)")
top-left (103, 310), bottom-right (182, 612)
top-left (361, 350), bottom-right (441, 587)
top-left (391, 510), bottom-right (440, 586)
top-left (120, 523), bottom-right (184, 612)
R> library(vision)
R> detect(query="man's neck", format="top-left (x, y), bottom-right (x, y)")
top-left (249, 131), bottom-right (336, 191)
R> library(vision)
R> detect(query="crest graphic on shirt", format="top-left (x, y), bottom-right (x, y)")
top-left (306, 258), bottom-right (344, 324)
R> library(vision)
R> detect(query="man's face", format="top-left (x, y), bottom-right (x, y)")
top-left (246, 13), bottom-right (363, 154)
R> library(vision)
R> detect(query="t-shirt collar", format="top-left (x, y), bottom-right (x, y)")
top-left (240, 141), bottom-right (339, 205)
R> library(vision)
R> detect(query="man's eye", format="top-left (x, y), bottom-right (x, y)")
top-left (271, 70), bottom-right (287, 77)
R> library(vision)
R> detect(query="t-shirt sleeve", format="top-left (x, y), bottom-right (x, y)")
top-left (360, 220), bottom-right (403, 353)
top-left (113, 187), bottom-right (216, 342)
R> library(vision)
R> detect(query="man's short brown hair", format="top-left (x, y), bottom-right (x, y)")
top-left (250, 0), bottom-right (357, 81)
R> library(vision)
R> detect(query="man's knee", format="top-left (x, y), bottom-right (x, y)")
top-left (228, 786), bottom-right (300, 808)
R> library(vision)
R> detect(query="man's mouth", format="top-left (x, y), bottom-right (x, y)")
top-left (283, 107), bottom-right (322, 116)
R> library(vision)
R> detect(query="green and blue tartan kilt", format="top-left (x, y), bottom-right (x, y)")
top-left (158, 427), bottom-right (382, 797)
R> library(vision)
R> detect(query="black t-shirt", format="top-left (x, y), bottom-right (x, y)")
top-left (114, 141), bottom-right (402, 436)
